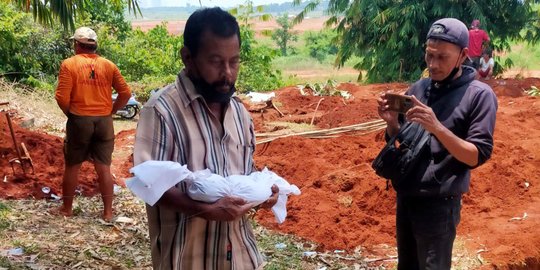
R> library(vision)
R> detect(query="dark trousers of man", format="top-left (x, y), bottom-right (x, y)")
top-left (396, 195), bottom-right (461, 270)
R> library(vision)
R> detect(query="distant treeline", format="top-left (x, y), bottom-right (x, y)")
top-left (126, 0), bottom-right (329, 21)
top-left (261, 0), bottom-right (329, 14)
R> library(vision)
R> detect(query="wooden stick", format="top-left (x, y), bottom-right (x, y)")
top-left (364, 255), bottom-right (398, 263)
top-left (5, 113), bottom-right (23, 160)
top-left (256, 120), bottom-right (386, 137)
top-left (269, 100), bottom-right (284, 117)
top-left (310, 98), bottom-right (325, 126)
top-left (255, 122), bottom-right (386, 144)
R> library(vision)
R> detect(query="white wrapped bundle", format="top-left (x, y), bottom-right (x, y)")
top-left (126, 161), bottom-right (301, 223)
top-left (126, 161), bottom-right (192, 206)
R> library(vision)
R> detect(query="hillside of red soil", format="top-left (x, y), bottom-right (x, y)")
top-left (1, 78), bottom-right (540, 269)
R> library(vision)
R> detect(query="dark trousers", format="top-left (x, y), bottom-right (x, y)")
top-left (396, 195), bottom-right (462, 270)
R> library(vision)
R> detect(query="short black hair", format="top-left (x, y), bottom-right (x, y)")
top-left (183, 7), bottom-right (241, 56)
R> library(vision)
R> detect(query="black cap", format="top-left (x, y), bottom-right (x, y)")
top-left (426, 18), bottom-right (469, 49)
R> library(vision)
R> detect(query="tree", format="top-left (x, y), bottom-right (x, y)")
top-left (305, 29), bottom-right (338, 62)
top-left (229, 1), bottom-right (284, 92)
top-left (5, 0), bottom-right (140, 30)
top-left (294, 0), bottom-right (540, 82)
top-left (272, 13), bottom-right (298, 56)
top-left (0, 2), bottom-right (72, 82)
top-left (79, 0), bottom-right (132, 41)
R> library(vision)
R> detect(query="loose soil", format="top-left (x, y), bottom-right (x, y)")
top-left (1, 78), bottom-right (540, 269)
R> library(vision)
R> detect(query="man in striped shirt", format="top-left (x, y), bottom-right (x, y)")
top-left (134, 8), bottom-right (278, 269)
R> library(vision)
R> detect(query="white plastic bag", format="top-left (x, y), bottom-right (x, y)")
top-left (186, 169), bottom-right (232, 203)
top-left (126, 161), bottom-right (301, 223)
top-left (126, 161), bottom-right (192, 206)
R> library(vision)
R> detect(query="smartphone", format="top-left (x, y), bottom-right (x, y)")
top-left (385, 93), bottom-right (413, 114)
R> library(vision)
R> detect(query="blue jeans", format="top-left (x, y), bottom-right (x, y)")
top-left (396, 195), bottom-right (462, 270)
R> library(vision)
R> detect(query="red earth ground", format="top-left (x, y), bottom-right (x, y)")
top-left (1, 78), bottom-right (540, 269)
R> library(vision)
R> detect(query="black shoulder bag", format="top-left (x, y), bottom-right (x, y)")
top-left (371, 88), bottom-right (432, 189)
top-left (371, 121), bottom-right (431, 188)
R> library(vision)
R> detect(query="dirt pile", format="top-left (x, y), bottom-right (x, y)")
top-left (253, 79), bottom-right (540, 268)
top-left (0, 113), bottom-right (133, 199)
top-left (1, 78), bottom-right (540, 268)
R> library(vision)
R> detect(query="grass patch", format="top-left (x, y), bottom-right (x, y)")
top-left (273, 54), bottom-right (362, 85)
top-left (499, 41), bottom-right (540, 70)
top-left (0, 80), bottom-right (65, 136)
top-left (254, 226), bottom-right (309, 269)
top-left (0, 256), bottom-right (30, 269)
top-left (0, 202), bottom-right (11, 232)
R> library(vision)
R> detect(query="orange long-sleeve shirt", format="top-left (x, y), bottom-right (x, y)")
top-left (55, 54), bottom-right (131, 116)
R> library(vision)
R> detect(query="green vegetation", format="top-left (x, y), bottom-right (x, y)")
top-left (500, 42), bottom-right (540, 70)
top-left (304, 29), bottom-right (338, 63)
top-left (268, 30), bottom-right (362, 85)
top-left (1, 1), bottom-right (285, 99)
top-left (0, 256), bottom-right (30, 270)
top-left (526, 86), bottom-right (540, 97)
top-left (99, 23), bottom-right (183, 82)
top-left (0, 2), bottom-right (70, 89)
top-left (0, 202), bottom-right (10, 231)
top-left (256, 232), bottom-right (307, 269)
top-left (272, 13), bottom-right (298, 56)
top-left (3, 0), bottom-right (540, 100)
top-left (298, 79), bottom-right (349, 98)
top-left (6, 0), bottom-right (140, 30)
top-left (294, 0), bottom-right (540, 82)
top-left (230, 1), bottom-right (285, 92)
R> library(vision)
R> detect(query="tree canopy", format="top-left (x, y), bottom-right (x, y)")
top-left (295, 0), bottom-right (540, 82)
top-left (5, 0), bottom-right (140, 30)
top-left (272, 13), bottom-right (298, 56)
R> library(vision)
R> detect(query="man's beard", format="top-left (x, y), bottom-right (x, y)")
top-left (190, 75), bottom-right (236, 104)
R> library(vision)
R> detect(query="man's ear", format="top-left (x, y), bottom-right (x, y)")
top-left (461, 48), bottom-right (469, 63)
top-left (180, 47), bottom-right (192, 68)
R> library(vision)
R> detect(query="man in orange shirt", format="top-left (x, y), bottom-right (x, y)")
top-left (54, 26), bottom-right (131, 221)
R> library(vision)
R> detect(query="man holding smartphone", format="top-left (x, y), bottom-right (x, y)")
top-left (376, 18), bottom-right (498, 269)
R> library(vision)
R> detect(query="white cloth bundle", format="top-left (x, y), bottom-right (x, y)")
top-left (126, 161), bottom-right (301, 223)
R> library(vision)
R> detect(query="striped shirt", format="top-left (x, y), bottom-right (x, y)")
top-left (133, 71), bottom-right (263, 270)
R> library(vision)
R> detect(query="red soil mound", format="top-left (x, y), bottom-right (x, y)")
top-left (0, 114), bottom-right (133, 199)
top-left (253, 79), bottom-right (540, 268)
top-left (1, 78), bottom-right (539, 268)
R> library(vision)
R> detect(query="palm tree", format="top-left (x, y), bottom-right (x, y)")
top-left (5, 0), bottom-right (141, 30)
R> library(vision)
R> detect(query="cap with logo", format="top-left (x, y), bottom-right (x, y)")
top-left (426, 18), bottom-right (469, 49)
top-left (70, 27), bottom-right (97, 45)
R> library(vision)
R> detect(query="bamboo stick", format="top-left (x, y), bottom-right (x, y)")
top-left (255, 120), bottom-right (387, 144)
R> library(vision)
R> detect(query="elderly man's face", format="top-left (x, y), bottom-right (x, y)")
top-left (425, 39), bottom-right (467, 81)
top-left (189, 30), bottom-right (240, 95)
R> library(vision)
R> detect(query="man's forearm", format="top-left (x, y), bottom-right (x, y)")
top-left (157, 187), bottom-right (209, 217)
top-left (433, 125), bottom-right (479, 167)
top-left (56, 100), bottom-right (70, 116)
top-left (111, 94), bottom-right (131, 114)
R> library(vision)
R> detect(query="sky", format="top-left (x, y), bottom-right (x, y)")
top-left (137, 0), bottom-right (292, 8)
